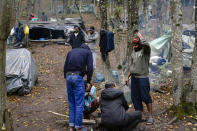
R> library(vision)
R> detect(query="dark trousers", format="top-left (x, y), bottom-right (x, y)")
top-left (101, 111), bottom-right (142, 131)
top-left (130, 76), bottom-right (152, 111)
top-left (122, 111), bottom-right (142, 131)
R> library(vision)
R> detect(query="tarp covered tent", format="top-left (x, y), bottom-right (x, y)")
top-left (28, 17), bottom-right (86, 40)
top-left (6, 49), bottom-right (38, 95)
top-left (149, 30), bottom-right (195, 68)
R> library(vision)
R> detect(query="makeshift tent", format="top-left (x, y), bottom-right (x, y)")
top-left (149, 30), bottom-right (195, 68)
top-left (27, 17), bottom-right (86, 41)
top-left (6, 49), bottom-right (38, 95)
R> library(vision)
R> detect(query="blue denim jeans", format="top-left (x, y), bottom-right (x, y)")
top-left (66, 74), bottom-right (85, 129)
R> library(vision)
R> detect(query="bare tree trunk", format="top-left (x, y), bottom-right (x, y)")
top-left (32, 0), bottom-right (37, 14)
top-left (15, 0), bottom-right (22, 25)
top-left (75, 0), bottom-right (83, 19)
top-left (99, 0), bottom-right (108, 29)
top-left (99, 0), bottom-right (113, 82)
top-left (114, 1), bottom-right (121, 66)
top-left (10, 0), bottom-right (16, 27)
top-left (37, 0), bottom-right (41, 19)
top-left (185, 0), bottom-right (197, 113)
top-left (63, 0), bottom-right (68, 19)
top-left (54, 0), bottom-right (58, 20)
top-left (0, 0), bottom-right (14, 130)
top-left (143, 0), bottom-right (149, 39)
top-left (26, 0), bottom-right (32, 22)
top-left (171, 0), bottom-right (184, 107)
top-left (126, 0), bottom-right (139, 73)
top-left (123, 0), bottom-right (128, 31)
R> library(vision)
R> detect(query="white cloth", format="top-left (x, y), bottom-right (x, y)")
top-left (92, 52), bottom-right (97, 69)
top-left (10, 27), bottom-right (15, 36)
top-left (74, 33), bottom-right (78, 37)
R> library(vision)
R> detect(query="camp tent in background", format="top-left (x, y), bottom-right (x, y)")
top-left (149, 30), bottom-right (195, 68)
top-left (6, 49), bottom-right (38, 95)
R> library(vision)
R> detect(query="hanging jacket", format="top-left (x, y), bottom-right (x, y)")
top-left (106, 31), bottom-right (114, 52)
top-left (99, 30), bottom-right (108, 61)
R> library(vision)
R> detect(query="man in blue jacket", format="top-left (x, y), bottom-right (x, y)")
top-left (64, 43), bottom-right (93, 131)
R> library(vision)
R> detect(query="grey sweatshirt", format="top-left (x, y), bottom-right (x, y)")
top-left (130, 43), bottom-right (151, 78)
top-left (85, 32), bottom-right (98, 53)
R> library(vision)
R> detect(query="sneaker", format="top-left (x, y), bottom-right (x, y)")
top-left (146, 118), bottom-right (154, 125)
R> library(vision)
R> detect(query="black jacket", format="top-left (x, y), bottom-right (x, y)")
top-left (64, 44), bottom-right (93, 83)
top-left (100, 88), bottom-right (129, 127)
top-left (68, 31), bottom-right (85, 49)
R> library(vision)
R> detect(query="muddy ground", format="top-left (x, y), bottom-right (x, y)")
top-left (8, 13), bottom-right (197, 131)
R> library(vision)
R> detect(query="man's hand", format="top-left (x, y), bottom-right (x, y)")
top-left (87, 83), bottom-right (91, 88)
top-left (88, 92), bottom-right (94, 99)
top-left (125, 78), bottom-right (129, 86)
top-left (125, 73), bottom-right (131, 86)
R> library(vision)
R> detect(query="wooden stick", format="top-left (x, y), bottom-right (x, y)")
top-left (168, 116), bottom-right (178, 125)
top-left (56, 119), bottom-right (96, 125)
top-left (48, 111), bottom-right (68, 118)
top-left (48, 111), bottom-right (96, 125)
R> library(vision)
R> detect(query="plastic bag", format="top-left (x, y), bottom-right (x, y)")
top-left (24, 25), bottom-right (29, 35)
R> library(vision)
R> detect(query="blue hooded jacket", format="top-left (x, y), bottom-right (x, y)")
top-left (64, 44), bottom-right (93, 83)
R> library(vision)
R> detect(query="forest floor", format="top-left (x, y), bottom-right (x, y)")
top-left (8, 13), bottom-right (197, 131)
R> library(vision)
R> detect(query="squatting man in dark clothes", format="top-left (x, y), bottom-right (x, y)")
top-left (100, 83), bottom-right (142, 130)
top-left (64, 44), bottom-right (93, 131)
top-left (125, 34), bottom-right (154, 125)
top-left (68, 26), bottom-right (85, 49)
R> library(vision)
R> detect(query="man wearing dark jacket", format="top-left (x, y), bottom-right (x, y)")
top-left (68, 26), bottom-right (85, 49)
top-left (100, 83), bottom-right (142, 130)
top-left (64, 44), bottom-right (93, 131)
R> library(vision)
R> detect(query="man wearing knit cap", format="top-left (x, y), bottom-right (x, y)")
top-left (125, 34), bottom-right (154, 125)
top-left (85, 26), bottom-right (98, 69)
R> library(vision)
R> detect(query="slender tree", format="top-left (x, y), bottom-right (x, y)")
top-left (126, 0), bottom-right (139, 73)
top-left (99, 0), bottom-right (113, 81)
top-left (15, 0), bottom-right (22, 25)
top-left (63, 0), bottom-right (68, 19)
top-left (185, 0), bottom-right (197, 113)
top-left (143, 0), bottom-right (149, 38)
top-left (99, 0), bottom-right (108, 29)
top-left (170, 0), bottom-right (184, 108)
top-left (114, 1), bottom-right (121, 64)
top-left (0, 0), bottom-right (14, 130)
top-left (32, 0), bottom-right (37, 14)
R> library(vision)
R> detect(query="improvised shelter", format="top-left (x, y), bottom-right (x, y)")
top-left (6, 49), bottom-right (38, 95)
top-left (27, 17), bottom-right (86, 41)
top-left (149, 30), bottom-right (195, 68)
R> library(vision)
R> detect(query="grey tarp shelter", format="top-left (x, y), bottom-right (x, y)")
top-left (6, 48), bottom-right (38, 95)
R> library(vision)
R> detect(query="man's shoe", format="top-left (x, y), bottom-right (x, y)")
top-left (146, 118), bottom-right (154, 125)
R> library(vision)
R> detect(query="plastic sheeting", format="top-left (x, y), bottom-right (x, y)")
top-left (149, 30), bottom-right (195, 68)
top-left (28, 17), bottom-right (86, 40)
top-left (149, 30), bottom-right (171, 61)
top-left (6, 49), bottom-right (38, 95)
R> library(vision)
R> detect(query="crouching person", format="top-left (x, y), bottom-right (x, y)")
top-left (83, 82), bottom-right (99, 119)
top-left (100, 83), bottom-right (142, 130)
